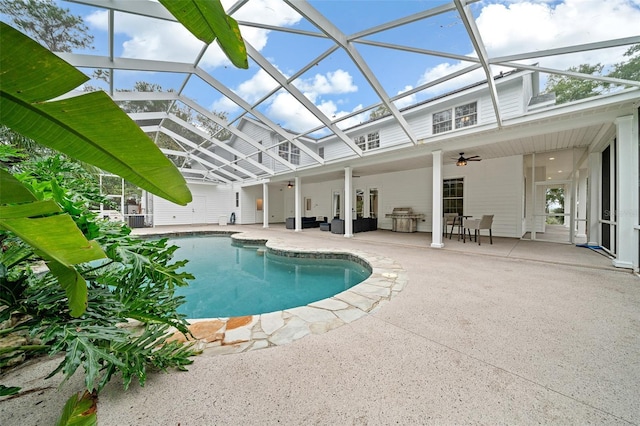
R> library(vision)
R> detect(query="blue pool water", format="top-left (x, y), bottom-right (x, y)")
top-left (170, 236), bottom-right (370, 318)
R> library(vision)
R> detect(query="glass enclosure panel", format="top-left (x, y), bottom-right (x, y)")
top-left (332, 191), bottom-right (341, 218)
top-left (355, 189), bottom-right (364, 218)
top-left (369, 188), bottom-right (378, 219)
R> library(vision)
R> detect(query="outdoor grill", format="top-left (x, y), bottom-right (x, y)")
top-left (385, 207), bottom-right (424, 233)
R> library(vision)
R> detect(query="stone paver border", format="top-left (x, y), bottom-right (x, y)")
top-left (162, 231), bottom-right (407, 356)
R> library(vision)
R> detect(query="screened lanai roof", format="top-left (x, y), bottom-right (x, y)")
top-left (50, 0), bottom-right (640, 184)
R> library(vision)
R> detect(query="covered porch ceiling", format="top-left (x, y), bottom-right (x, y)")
top-left (59, 0), bottom-right (640, 186)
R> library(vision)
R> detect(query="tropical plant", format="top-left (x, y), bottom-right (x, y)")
top-left (1, 154), bottom-right (195, 396)
top-left (1, 0), bottom-right (248, 420)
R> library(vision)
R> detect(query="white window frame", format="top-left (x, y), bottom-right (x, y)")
top-left (432, 109), bottom-right (452, 134)
top-left (367, 131), bottom-right (380, 150)
top-left (354, 135), bottom-right (366, 150)
top-left (433, 101), bottom-right (477, 135)
top-left (278, 142), bottom-right (300, 165)
top-left (290, 144), bottom-right (300, 165)
top-left (455, 102), bottom-right (477, 129)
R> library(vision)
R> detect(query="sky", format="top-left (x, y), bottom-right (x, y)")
top-left (43, 0), bottom-right (640, 134)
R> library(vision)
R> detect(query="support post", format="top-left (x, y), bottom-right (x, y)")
top-left (613, 115), bottom-right (638, 270)
top-left (587, 152), bottom-right (601, 246)
top-left (431, 150), bottom-right (444, 248)
top-left (262, 182), bottom-right (269, 229)
top-left (344, 167), bottom-right (353, 238)
top-left (294, 176), bottom-right (302, 232)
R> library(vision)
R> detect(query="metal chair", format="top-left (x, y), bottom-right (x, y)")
top-left (443, 213), bottom-right (458, 239)
top-left (463, 215), bottom-right (494, 245)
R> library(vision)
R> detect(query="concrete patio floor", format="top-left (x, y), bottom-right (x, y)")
top-left (2, 224), bottom-right (638, 425)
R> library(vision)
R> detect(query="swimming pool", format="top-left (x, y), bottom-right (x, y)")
top-left (170, 235), bottom-right (371, 318)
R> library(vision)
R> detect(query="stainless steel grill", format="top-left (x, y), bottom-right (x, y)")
top-left (385, 207), bottom-right (424, 233)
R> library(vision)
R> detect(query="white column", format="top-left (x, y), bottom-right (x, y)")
top-left (344, 167), bottom-right (353, 238)
top-left (613, 115), bottom-right (638, 270)
top-left (262, 182), bottom-right (269, 229)
top-left (294, 176), bottom-right (302, 232)
top-left (431, 150), bottom-right (444, 248)
top-left (587, 152), bottom-right (600, 246)
top-left (577, 169), bottom-right (587, 238)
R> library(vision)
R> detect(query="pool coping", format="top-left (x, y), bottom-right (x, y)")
top-left (144, 230), bottom-right (408, 356)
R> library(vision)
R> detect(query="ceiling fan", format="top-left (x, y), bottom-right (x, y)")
top-left (453, 152), bottom-right (481, 166)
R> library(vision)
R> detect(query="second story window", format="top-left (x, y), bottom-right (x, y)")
top-left (455, 102), bottom-right (477, 128)
top-left (278, 142), bottom-right (300, 165)
top-left (433, 109), bottom-right (452, 134)
top-left (353, 131), bottom-right (380, 151)
top-left (318, 146), bottom-right (325, 159)
top-left (290, 144), bottom-right (300, 165)
top-left (367, 131), bottom-right (380, 149)
top-left (433, 101), bottom-right (477, 134)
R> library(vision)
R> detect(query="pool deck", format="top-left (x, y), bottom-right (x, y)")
top-left (2, 224), bottom-right (639, 425)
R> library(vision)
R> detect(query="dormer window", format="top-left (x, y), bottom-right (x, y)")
top-left (353, 131), bottom-right (380, 151)
top-left (433, 101), bottom-right (477, 134)
top-left (455, 102), bottom-right (477, 128)
top-left (279, 142), bottom-right (300, 165)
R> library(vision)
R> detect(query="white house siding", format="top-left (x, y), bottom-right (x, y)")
top-left (239, 185), bottom-right (262, 224)
top-left (379, 123), bottom-right (410, 148)
top-left (446, 155), bottom-right (524, 238)
top-left (373, 168), bottom-right (433, 232)
top-left (154, 159), bottom-right (523, 237)
top-left (322, 135), bottom-right (357, 161)
top-left (298, 178), bottom-right (342, 220)
top-left (406, 111), bottom-right (431, 140)
top-left (496, 80), bottom-right (525, 119)
top-left (153, 182), bottom-right (233, 226)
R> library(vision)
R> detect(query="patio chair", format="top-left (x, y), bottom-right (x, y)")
top-left (443, 213), bottom-right (458, 238)
top-left (463, 215), bottom-right (494, 245)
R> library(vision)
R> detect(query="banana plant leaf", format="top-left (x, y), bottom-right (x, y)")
top-left (1, 170), bottom-right (106, 317)
top-left (159, 0), bottom-right (248, 69)
top-left (0, 167), bottom-right (39, 204)
top-left (0, 23), bottom-right (192, 206)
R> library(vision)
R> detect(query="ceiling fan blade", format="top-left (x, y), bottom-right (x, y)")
top-left (466, 155), bottom-right (480, 160)
top-left (468, 158), bottom-right (482, 161)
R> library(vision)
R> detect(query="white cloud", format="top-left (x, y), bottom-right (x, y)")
top-left (85, 0), bottom-right (302, 69)
top-left (417, 0), bottom-right (640, 95)
top-left (477, 0), bottom-right (640, 67)
top-left (212, 68), bottom-right (360, 132)
top-left (393, 86), bottom-right (418, 109)
top-left (294, 70), bottom-right (358, 97)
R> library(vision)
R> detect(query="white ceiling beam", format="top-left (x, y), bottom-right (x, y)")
top-left (116, 94), bottom-right (285, 175)
top-left (285, 0), bottom-right (419, 145)
top-left (176, 96), bottom-right (293, 171)
top-left (349, 1), bottom-right (462, 39)
top-left (245, 42), bottom-right (364, 156)
top-left (157, 148), bottom-right (232, 184)
top-left (491, 36), bottom-right (640, 64)
top-left (194, 67), bottom-right (324, 165)
top-left (138, 118), bottom-right (249, 180)
top-left (454, 0), bottom-right (503, 128)
top-left (353, 39), bottom-right (480, 64)
top-left (57, 53), bottom-right (196, 74)
top-left (164, 113), bottom-right (264, 178)
top-left (497, 62), bottom-right (640, 88)
top-left (68, 0), bottom-right (176, 21)
top-left (159, 128), bottom-right (247, 181)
